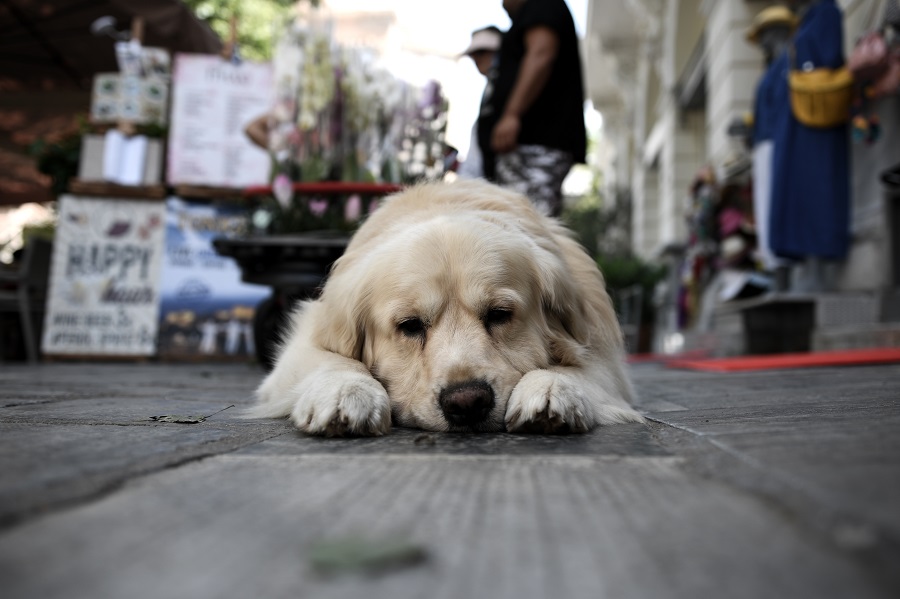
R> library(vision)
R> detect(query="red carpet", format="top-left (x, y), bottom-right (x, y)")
top-left (666, 347), bottom-right (900, 372)
top-left (627, 349), bottom-right (712, 364)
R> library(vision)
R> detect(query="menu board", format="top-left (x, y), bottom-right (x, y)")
top-left (167, 54), bottom-right (273, 188)
top-left (42, 196), bottom-right (166, 356)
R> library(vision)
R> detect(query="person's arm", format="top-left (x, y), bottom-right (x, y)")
top-left (491, 26), bottom-right (559, 154)
top-left (244, 113), bottom-right (271, 149)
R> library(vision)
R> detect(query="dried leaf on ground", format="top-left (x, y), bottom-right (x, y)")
top-left (149, 404), bottom-right (234, 424)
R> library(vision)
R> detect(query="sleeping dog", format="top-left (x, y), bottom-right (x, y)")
top-left (252, 179), bottom-right (643, 435)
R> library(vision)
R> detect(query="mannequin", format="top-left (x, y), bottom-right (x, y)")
top-left (769, 0), bottom-right (850, 293)
top-left (747, 7), bottom-right (796, 288)
top-left (758, 26), bottom-right (792, 66)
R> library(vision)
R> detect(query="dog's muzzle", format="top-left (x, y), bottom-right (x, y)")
top-left (438, 380), bottom-right (495, 427)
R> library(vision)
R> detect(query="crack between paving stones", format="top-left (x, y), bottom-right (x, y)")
top-left (0, 429), bottom-right (293, 531)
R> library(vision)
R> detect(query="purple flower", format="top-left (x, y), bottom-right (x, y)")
top-left (418, 80), bottom-right (442, 112)
top-left (309, 198), bottom-right (329, 217)
top-left (273, 174), bottom-right (293, 209)
top-left (344, 194), bottom-right (361, 222)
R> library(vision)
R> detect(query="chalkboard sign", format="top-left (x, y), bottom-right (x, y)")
top-left (42, 196), bottom-right (166, 356)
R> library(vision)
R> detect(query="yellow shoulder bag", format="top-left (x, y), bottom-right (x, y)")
top-left (788, 46), bottom-right (853, 128)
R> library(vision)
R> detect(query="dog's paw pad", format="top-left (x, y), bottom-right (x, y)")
top-left (508, 405), bottom-right (586, 434)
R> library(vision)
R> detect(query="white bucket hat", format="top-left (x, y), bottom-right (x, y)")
top-left (460, 27), bottom-right (502, 57)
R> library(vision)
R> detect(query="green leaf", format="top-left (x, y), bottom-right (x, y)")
top-left (308, 534), bottom-right (428, 576)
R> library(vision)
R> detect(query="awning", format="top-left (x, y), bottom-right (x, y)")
top-left (0, 0), bottom-right (223, 205)
top-left (0, 0), bottom-right (223, 90)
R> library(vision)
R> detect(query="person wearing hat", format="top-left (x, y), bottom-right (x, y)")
top-left (747, 5), bottom-right (798, 282)
top-left (457, 26), bottom-right (503, 180)
top-left (747, 6), bottom-right (798, 62)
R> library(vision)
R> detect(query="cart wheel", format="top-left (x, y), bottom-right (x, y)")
top-left (253, 296), bottom-right (288, 371)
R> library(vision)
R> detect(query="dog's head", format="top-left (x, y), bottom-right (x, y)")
top-left (310, 181), bottom-right (613, 432)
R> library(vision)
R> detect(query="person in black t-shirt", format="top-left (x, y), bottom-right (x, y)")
top-left (479, 0), bottom-right (587, 217)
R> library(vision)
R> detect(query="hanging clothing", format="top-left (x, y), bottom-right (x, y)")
top-left (751, 52), bottom-right (791, 270)
top-left (769, 0), bottom-right (851, 260)
top-left (752, 53), bottom-right (790, 147)
top-left (457, 122), bottom-right (486, 180)
top-left (752, 141), bottom-right (779, 269)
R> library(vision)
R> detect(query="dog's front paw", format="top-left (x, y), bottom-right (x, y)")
top-left (505, 369), bottom-right (643, 434)
top-left (290, 370), bottom-right (391, 437)
top-left (505, 370), bottom-right (591, 434)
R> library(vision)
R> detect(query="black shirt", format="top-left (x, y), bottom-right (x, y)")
top-left (479, 0), bottom-right (587, 164)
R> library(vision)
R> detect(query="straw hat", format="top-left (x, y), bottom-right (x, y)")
top-left (746, 6), bottom-right (798, 44)
top-left (460, 27), bottom-right (502, 57)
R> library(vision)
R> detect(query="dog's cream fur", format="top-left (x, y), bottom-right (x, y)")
top-left (253, 180), bottom-right (643, 435)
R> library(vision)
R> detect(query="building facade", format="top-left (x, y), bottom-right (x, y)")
top-left (585, 0), bottom-right (900, 350)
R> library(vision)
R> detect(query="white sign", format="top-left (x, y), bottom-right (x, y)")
top-left (167, 54), bottom-right (273, 188)
top-left (90, 73), bottom-right (169, 125)
top-left (42, 196), bottom-right (166, 356)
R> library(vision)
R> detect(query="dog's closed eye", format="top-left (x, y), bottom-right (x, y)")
top-left (483, 308), bottom-right (513, 329)
top-left (397, 318), bottom-right (427, 338)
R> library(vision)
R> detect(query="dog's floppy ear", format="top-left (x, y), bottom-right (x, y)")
top-left (534, 248), bottom-right (589, 364)
top-left (534, 230), bottom-right (623, 365)
top-left (311, 258), bottom-right (370, 362)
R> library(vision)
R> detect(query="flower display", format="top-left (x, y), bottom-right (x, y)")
top-left (255, 19), bottom-right (451, 235)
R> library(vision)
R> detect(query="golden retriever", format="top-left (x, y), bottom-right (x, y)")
top-left (252, 179), bottom-right (643, 435)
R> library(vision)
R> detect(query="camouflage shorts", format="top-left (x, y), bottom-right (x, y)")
top-left (495, 145), bottom-right (574, 217)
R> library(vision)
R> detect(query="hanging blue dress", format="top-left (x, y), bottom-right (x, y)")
top-left (752, 50), bottom-right (792, 270)
top-left (769, 0), bottom-right (850, 260)
top-left (753, 53), bottom-right (790, 147)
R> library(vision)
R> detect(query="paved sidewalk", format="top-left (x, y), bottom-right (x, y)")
top-left (0, 360), bottom-right (898, 598)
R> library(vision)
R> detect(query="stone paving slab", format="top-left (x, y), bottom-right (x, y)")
top-left (635, 364), bottom-right (900, 536)
top-left (634, 363), bottom-right (900, 592)
top-left (0, 362), bottom-right (898, 598)
top-left (0, 363), bottom-right (284, 526)
top-left (0, 454), bottom-right (890, 599)
top-left (0, 421), bottom-right (287, 526)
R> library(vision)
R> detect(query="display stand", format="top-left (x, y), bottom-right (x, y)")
top-left (40, 18), bottom-right (173, 362)
top-left (68, 179), bottom-right (167, 199)
top-left (171, 185), bottom-right (246, 202)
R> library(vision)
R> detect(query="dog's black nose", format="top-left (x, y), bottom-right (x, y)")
top-left (439, 380), bottom-right (495, 427)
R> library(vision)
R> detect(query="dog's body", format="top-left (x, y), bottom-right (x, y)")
top-left (253, 180), bottom-right (643, 435)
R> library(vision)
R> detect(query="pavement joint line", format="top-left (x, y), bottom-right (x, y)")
top-left (2, 399), bottom-right (60, 408)
top-left (218, 452), bottom-right (688, 466)
top-left (0, 428), bottom-right (293, 530)
top-left (646, 414), bottom-right (846, 505)
top-left (3, 452), bottom-right (227, 529)
top-left (0, 418), bottom-right (260, 427)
